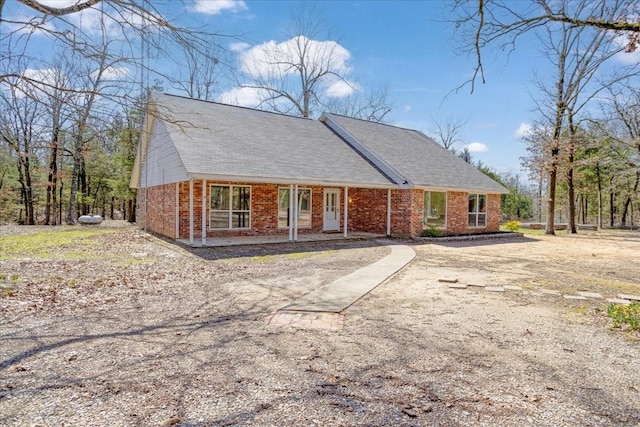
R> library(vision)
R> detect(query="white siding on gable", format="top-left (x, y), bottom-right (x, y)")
top-left (139, 120), bottom-right (189, 188)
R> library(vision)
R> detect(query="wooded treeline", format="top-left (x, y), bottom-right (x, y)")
top-left (0, 87), bottom-right (140, 225)
top-left (0, 2), bottom-right (395, 225)
top-left (521, 83), bottom-right (640, 229)
top-left (454, 0), bottom-right (640, 231)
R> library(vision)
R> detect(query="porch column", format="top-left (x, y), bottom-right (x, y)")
top-left (288, 184), bottom-right (294, 241)
top-left (343, 186), bottom-right (349, 239)
top-left (188, 179), bottom-right (194, 245)
top-left (201, 180), bottom-right (207, 246)
top-left (293, 184), bottom-right (299, 241)
top-left (175, 182), bottom-right (179, 239)
top-left (386, 189), bottom-right (391, 236)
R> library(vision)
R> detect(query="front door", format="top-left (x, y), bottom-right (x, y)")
top-left (323, 189), bottom-right (340, 231)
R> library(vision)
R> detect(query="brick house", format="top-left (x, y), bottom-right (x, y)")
top-left (130, 93), bottom-right (507, 245)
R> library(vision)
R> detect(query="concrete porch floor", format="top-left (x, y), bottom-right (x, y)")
top-left (177, 232), bottom-right (386, 247)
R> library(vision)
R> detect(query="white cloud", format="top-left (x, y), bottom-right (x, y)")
top-left (324, 79), bottom-right (358, 98)
top-left (514, 122), bottom-right (532, 138)
top-left (190, 0), bottom-right (248, 15)
top-left (614, 34), bottom-right (640, 64)
top-left (218, 86), bottom-right (266, 107)
top-left (237, 36), bottom-right (354, 98)
top-left (15, 68), bottom-right (62, 98)
top-left (465, 142), bottom-right (489, 153)
top-left (229, 42), bottom-right (251, 52)
top-left (93, 66), bottom-right (130, 81)
top-left (403, 105), bottom-right (411, 112)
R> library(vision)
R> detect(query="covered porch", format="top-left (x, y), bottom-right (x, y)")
top-left (177, 231), bottom-right (386, 247)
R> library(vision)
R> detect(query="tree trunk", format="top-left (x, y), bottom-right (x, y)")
top-left (583, 195), bottom-right (587, 224)
top-left (59, 181), bottom-right (64, 225)
top-left (609, 178), bottom-right (615, 228)
top-left (45, 131), bottom-right (59, 225)
top-left (620, 171), bottom-right (640, 227)
top-left (567, 111), bottom-right (577, 233)
top-left (596, 163), bottom-right (602, 229)
top-left (128, 196), bottom-right (136, 223)
top-left (537, 172), bottom-right (543, 222)
top-left (80, 158), bottom-right (89, 215)
top-left (67, 147), bottom-right (82, 225)
top-left (546, 156), bottom-right (558, 235)
top-left (16, 153), bottom-right (35, 225)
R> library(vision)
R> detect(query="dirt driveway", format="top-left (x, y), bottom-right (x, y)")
top-left (1, 224), bottom-right (639, 426)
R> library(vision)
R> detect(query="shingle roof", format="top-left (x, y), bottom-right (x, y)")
top-left (136, 93), bottom-right (507, 194)
top-left (322, 113), bottom-right (508, 194)
top-left (151, 93), bottom-right (395, 187)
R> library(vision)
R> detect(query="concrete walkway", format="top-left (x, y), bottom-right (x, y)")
top-left (281, 242), bottom-right (416, 313)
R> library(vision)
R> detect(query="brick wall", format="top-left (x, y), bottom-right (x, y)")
top-left (175, 181), bottom-right (349, 238)
top-left (388, 189), bottom-right (425, 237)
top-left (138, 180), bottom-right (503, 239)
top-left (348, 188), bottom-right (388, 234)
top-left (136, 183), bottom-right (177, 239)
top-left (445, 191), bottom-right (501, 235)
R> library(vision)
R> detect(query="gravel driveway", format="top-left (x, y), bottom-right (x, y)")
top-left (1, 224), bottom-right (639, 426)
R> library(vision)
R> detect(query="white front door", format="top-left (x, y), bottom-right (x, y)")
top-left (323, 189), bottom-right (340, 231)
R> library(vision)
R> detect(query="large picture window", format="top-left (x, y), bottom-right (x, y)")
top-left (468, 194), bottom-right (487, 227)
top-left (210, 185), bottom-right (251, 229)
top-left (424, 191), bottom-right (446, 228)
top-left (278, 188), bottom-right (311, 228)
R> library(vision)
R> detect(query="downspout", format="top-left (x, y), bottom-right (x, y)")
top-left (201, 180), bottom-right (207, 246)
top-left (288, 184), bottom-right (294, 241)
top-left (175, 182), bottom-right (179, 239)
top-left (293, 184), bottom-right (299, 241)
top-left (189, 178), bottom-right (194, 245)
top-left (386, 189), bottom-right (391, 236)
top-left (344, 187), bottom-right (349, 239)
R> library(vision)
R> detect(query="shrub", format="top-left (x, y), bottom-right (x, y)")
top-left (421, 227), bottom-right (443, 238)
top-left (504, 220), bottom-right (521, 232)
top-left (607, 302), bottom-right (640, 331)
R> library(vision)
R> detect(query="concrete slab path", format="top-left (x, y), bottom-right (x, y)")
top-left (281, 242), bottom-right (415, 313)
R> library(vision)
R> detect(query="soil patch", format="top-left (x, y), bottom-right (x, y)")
top-left (0, 224), bottom-right (639, 426)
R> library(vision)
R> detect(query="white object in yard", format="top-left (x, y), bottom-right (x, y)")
top-left (78, 215), bottom-right (103, 225)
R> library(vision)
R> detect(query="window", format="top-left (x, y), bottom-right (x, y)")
top-left (468, 194), bottom-right (487, 227)
top-left (424, 191), bottom-right (446, 228)
top-left (278, 188), bottom-right (311, 228)
top-left (210, 185), bottom-right (250, 229)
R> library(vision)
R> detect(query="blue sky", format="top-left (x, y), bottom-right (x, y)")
top-left (176, 0), bottom-right (547, 175)
top-left (7, 0), bottom-right (635, 177)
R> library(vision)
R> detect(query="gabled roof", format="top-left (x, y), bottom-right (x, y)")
top-left (132, 93), bottom-right (395, 188)
top-left (321, 113), bottom-right (508, 194)
top-left (131, 93), bottom-right (507, 194)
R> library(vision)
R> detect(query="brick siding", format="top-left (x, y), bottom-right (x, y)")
top-left (136, 183), bottom-right (177, 239)
top-left (137, 181), bottom-right (502, 239)
top-left (445, 192), bottom-right (501, 235)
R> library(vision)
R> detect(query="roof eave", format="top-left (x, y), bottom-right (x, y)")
top-left (185, 173), bottom-right (399, 189)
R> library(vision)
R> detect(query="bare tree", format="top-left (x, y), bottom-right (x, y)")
top-left (228, 3), bottom-right (389, 120)
top-left (65, 42), bottom-right (126, 224)
top-left (604, 85), bottom-right (640, 227)
top-left (427, 117), bottom-right (468, 151)
top-left (0, 83), bottom-right (43, 224)
top-left (168, 42), bottom-right (226, 101)
top-left (323, 86), bottom-right (392, 123)
top-left (1, 0), bottom-right (224, 105)
top-left (236, 6), bottom-right (348, 118)
top-left (502, 0), bottom-right (634, 234)
top-left (452, 0), bottom-right (639, 92)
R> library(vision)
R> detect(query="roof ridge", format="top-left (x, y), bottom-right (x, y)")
top-left (324, 111), bottom-right (427, 134)
top-left (155, 92), bottom-right (317, 122)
